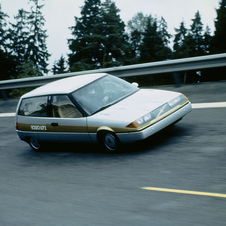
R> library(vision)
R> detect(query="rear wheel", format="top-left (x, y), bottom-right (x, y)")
top-left (29, 137), bottom-right (42, 151)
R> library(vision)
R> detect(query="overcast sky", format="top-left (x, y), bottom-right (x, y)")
top-left (1, 0), bottom-right (220, 73)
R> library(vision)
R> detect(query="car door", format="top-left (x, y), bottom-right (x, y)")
top-left (49, 95), bottom-right (90, 143)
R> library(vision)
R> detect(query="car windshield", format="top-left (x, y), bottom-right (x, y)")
top-left (72, 75), bottom-right (139, 115)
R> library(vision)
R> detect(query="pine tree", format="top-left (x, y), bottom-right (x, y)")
top-left (0, 3), bottom-right (9, 80)
top-left (173, 21), bottom-right (188, 58)
top-left (140, 17), bottom-right (159, 62)
top-left (158, 17), bottom-right (172, 59)
top-left (0, 4), bottom-right (9, 51)
top-left (0, 4), bottom-right (18, 80)
top-left (174, 11), bottom-right (206, 58)
top-left (15, 59), bottom-right (41, 78)
top-left (203, 25), bottom-right (212, 54)
top-left (189, 11), bottom-right (205, 56)
top-left (52, 55), bottom-right (67, 74)
top-left (68, 0), bottom-right (101, 71)
top-left (212, 0), bottom-right (226, 53)
top-left (9, 60), bottom-right (41, 97)
top-left (68, 0), bottom-right (129, 71)
top-left (127, 12), bottom-right (152, 34)
top-left (9, 9), bottom-right (29, 64)
top-left (139, 16), bottom-right (171, 63)
top-left (98, 0), bottom-right (129, 68)
top-left (129, 29), bottom-right (142, 60)
top-left (26, 0), bottom-right (50, 75)
top-left (127, 12), bottom-right (153, 62)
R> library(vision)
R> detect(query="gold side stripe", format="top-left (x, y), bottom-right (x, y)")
top-left (17, 123), bottom-right (129, 133)
top-left (17, 123), bottom-right (88, 133)
top-left (53, 126), bottom-right (88, 133)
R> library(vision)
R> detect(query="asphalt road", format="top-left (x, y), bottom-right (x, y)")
top-left (0, 81), bottom-right (226, 226)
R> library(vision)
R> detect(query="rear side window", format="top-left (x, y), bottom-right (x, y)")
top-left (18, 96), bottom-right (48, 117)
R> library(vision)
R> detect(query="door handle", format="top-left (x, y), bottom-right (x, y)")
top-left (51, 123), bottom-right (58, 127)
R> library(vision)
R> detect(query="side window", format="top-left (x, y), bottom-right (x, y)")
top-left (52, 95), bottom-right (83, 118)
top-left (18, 96), bottom-right (48, 117)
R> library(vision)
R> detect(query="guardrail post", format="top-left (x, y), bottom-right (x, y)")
top-left (1, 90), bottom-right (8, 100)
top-left (183, 72), bottom-right (187, 84)
top-left (173, 72), bottom-right (181, 87)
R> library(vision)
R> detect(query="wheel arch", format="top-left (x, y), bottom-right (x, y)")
top-left (96, 126), bottom-right (115, 141)
top-left (97, 126), bottom-right (114, 134)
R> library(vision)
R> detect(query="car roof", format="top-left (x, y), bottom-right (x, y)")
top-left (22, 73), bottom-right (108, 98)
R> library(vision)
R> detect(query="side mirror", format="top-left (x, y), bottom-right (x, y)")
top-left (132, 82), bottom-right (139, 88)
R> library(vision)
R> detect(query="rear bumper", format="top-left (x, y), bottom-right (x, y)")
top-left (117, 102), bottom-right (192, 143)
top-left (16, 130), bottom-right (38, 142)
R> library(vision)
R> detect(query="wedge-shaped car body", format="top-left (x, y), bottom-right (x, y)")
top-left (15, 73), bottom-right (192, 151)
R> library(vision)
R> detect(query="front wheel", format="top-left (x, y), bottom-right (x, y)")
top-left (99, 132), bottom-right (120, 152)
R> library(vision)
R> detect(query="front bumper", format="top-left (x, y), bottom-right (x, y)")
top-left (117, 102), bottom-right (192, 143)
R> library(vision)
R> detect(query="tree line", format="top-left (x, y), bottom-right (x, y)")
top-left (0, 0), bottom-right (226, 82)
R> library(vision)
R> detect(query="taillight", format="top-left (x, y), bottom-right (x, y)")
top-left (15, 121), bottom-right (18, 130)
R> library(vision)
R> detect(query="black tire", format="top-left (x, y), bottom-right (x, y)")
top-left (29, 137), bottom-right (42, 152)
top-left (99, 132), bottom-right (120, 152)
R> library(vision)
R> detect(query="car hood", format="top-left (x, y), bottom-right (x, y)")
top-left (92, 89), bottom-right (180, 124)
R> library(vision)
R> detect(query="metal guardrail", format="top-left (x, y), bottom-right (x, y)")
top-left (0, 53), bottom-right (226, 90)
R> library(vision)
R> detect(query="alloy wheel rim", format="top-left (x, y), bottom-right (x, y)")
top-left (30, 137), bottom-right (41, 150)
top-left (104, 134), bottom-right (117, 151)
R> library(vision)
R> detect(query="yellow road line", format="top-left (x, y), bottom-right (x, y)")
top-left (142, 187), bottom-right (226, 198)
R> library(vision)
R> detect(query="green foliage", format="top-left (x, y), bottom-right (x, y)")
top-left (211, 0), bottom-right (226, 53)
top-left (15, 59), bottom-right (41, 78)
top-left (128, 29), bottom-right (142, 60)
top-left (0, 5), bottom-right (18, 80)
top-left (127, 13), bottom-right (172, 63)
top-left (173, 21), bottom-right (188, 58)
top-left (25, 0), bottom-right (50, 74)
top-left (68, 0), bottom-right (101, 71)
top-left (127, 12), bottom-right (152, 61)
top-left (8, 9), bottom-right (29, 62)
top-left (1, 0), bottom-right (226, 87)
top-left (9, 87), bottom-right (34, 98)
top-left (0, 49), bottom-right (18, 81)
top-left (70, 61), bottom-right (94, 72)
top-left (127, 12), bottom-right (152, 34)
top-left (139, 17), bottom-right (171, 62)
top-left (68, 0), bottom-right (130, 71)
top-left (9, 60), bottom-right (40, 97)
top-left (0, 0), bottom-right (50, 82)
top-left (203, 25), bottom-right (212, 54)
top-left (173, 11), bottom-right (213, 59)
top-left (52, 55), bottom-right (67, 74)
top-left (0, 4), bottom-right (9, 49)
top-left (99, 0), bottom-right (129, 67)
top-left (6, 0), bottom-right (50, 77)
top-left (188, 11), bottom-right (205, 56)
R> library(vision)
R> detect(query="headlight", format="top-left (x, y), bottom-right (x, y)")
top-left (168, 94), bottom-right (187, 107)
top-left (136, 112), bottom-right (153, 126)
top-left (126, 94), bottom-right (188, 128)
top-left (168, 96), bottom-right (181, 107)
